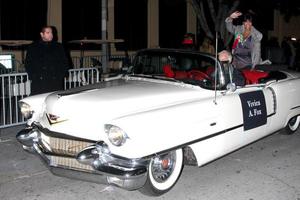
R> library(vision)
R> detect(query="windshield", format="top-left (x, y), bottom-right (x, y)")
top-left (132, 50), bottom-right (223, 89)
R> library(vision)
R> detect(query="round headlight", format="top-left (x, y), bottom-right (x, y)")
top-left (105, 125), bottom-right (128, 146)
top-left (19, 102), bottom-right (33, 119)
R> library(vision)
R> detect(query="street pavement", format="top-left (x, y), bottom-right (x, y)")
top-left (0, 125), bottom-right (300, 200)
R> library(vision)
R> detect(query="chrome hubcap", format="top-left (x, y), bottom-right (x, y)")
top-left (290, 117), bottom-right (297, 126)
top-left (151, 151), bottom-right (176, 183)
top-left (289, 116), bottom-right (300, 130)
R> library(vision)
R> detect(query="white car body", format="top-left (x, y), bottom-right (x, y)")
top-left (17, 49), bottom-right (300, 195)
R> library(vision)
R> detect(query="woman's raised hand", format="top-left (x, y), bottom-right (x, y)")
top-left (230, 11), bottom-right (242, 19)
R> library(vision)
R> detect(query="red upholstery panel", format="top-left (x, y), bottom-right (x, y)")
top-left (206, 66), bottom-right (214, 75)
top-left (175, 71), bottom-right (189, 79)
top-left (163, 64), bottom-right (175, 78)
top-left (242, 69), bottom-right (269, 84)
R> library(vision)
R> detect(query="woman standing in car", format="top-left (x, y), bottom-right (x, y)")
top-left (225, 11), bottom-right (263, 70)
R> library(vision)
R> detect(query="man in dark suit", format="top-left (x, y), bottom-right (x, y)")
top-left (25, 26), bottom-right (69, 95)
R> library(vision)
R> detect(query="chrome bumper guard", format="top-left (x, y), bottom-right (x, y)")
top-left (16, 126), bottom-right (149, 191)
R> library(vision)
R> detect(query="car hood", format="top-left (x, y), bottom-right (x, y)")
top-left (44, 77), bottom-right (213, 123)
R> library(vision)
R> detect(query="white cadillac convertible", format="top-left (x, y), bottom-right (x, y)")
top-left (17, 48), bottom-right (300, 196)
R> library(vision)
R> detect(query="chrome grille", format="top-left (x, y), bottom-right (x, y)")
top-left (40, 133), bottom-right (94, 156)
top-left (50, 137), bottom-right (94, 156)
top-left (50, 156), bottom-right (94, 172)
top-left (39, 133), bottom-right (96, 171)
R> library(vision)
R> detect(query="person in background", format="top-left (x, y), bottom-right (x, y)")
top-left (25, 26), bottom-right (70, 95)
top-left (225, 11), bottom-right (263, 70)
top-left (182, 33), bottom-right (196, 50)
top-left (287, 37), bottom-right (296, 69)
top-left (281, 36), bottom-right (291, 66)
top-left (199, 37), bottom-right (215, 55)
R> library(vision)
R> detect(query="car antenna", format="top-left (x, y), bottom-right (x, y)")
top-left (213, 32), bottom-right (218, 105)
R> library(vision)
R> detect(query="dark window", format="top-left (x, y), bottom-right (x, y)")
top-left (0, 0), bottom-right (47, 40)
top-left (62, 0), bottom-right (102, 49)
top-left (115, 0), bottom-right (147, 51)
top-left (159, 0), bottom-right (186, 48)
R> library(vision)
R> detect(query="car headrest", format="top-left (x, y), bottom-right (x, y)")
top-left (181, 58), bottom-right (193, 71)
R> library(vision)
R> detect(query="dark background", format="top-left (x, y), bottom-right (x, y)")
top-left (0, 0), bottom-right (298, 50)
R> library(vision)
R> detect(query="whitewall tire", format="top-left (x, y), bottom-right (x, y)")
top-left (284, 115), bottom-right (300, 134)
top-left (140, 148), bottom-right (184, 196)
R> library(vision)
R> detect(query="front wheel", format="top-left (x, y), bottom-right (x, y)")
top-left (284, 115), bottom-right (300, 134)
top-left (139, 149), bottom-right (184, 196)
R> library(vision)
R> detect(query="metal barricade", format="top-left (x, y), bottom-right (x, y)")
top-left (0, 73), bottom-right (30, 128)
top-left (71, 56), bottom-right (102, 69)
top-left (71, 55), bottom-right (134, 69)
top-left (64, 68), bottom-right (100, 89)
top-left (0, 68), bottom-right (101, 129)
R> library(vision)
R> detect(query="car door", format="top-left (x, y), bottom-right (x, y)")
top-left (217, 85), bottom-right (276, 151)
top-left (189, 85), bottom-right (276, 167)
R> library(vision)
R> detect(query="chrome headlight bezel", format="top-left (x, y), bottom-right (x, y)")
top-left (19, 101), bottom-right (33, 119)
top-left (105, 124), bottom-right (128, 146)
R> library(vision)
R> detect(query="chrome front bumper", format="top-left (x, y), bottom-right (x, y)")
top-left (16, 126), bottom-right (149, 191)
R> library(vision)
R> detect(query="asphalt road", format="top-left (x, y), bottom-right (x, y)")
top-left (0, 125), bottom-right (300, 200)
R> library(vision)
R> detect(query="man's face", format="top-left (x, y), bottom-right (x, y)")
top-left (243, 20), bottom-right (252, 31)
top-left (40, 28), bottom-right (53, 42)
top-left (218, 50), bottom-right (232, 62)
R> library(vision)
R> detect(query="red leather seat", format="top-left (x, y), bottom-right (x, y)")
top-left (242, 69), bottom-right (269, 84)
top-left (163, 64), bottom-right (175, 78)
top-left (163, 64), bottom-right (209, 80)
top-left (206, 66), bottom-right (215, 76)
top-left (163, 64), bottom-right (189, 79)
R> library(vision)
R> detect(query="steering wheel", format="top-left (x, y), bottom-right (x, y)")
top-left (188, 70), bottom-right (210, 81)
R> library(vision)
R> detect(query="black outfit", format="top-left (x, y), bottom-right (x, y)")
top-left (25, 40), bottom-right (69, 95)
top-left (231, 67), bottom-right (245, 86)
top-left (281, 39), bottom-right (291, 65)
top-left (222, 62), bottom-right (245, 87)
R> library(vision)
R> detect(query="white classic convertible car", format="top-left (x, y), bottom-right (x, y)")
top-left (17, 48), bottom-right (300, 196)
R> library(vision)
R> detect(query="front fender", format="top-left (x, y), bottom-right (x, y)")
top-left (107, 99), bottom-right (222, 159)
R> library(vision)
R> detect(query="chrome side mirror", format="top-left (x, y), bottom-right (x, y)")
top-left (226, 82), bottom-right (236, 92)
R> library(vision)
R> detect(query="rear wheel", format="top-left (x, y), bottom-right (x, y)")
top-left (284, 115), bottom-right (300, 134)
top-left (140, 149), bottom-right (184, 196)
